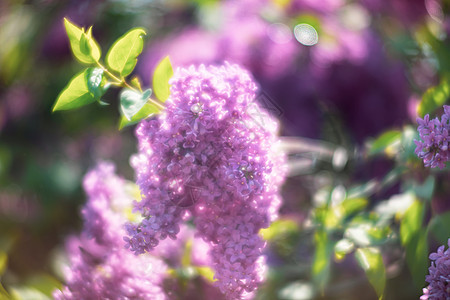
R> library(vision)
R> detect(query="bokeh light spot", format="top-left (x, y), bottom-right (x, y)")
top-left (294, 24), bottom-right (318, 46)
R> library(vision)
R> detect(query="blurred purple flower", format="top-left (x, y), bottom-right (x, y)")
top-left (54, 162), bottom-right (167, 299)
top-left (125, 63), bottom-right (286, 298)
top-left (420, 239), bottom-right (450, 300)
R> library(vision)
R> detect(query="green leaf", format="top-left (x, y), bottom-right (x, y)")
top-left (260, 219), bottom-right (298, 241)
top-left (106, 28), bottom-right (146, 78)
top-left (10, 287), bottom-right (50, 300)
top-left (400, 200), bottom-right (424, 246)
top-left (120, 88), bottom-right (153, 121)
top-left (63, 18), bottom-right (101, 64)
top-left (312, 230), bottom-right (334, 291)
top-left (0, 251), bottom-right (6, 277)
top-left (368, 130), bottom-right (402, 156)
top-left (26, 275), bottom-right (62, 297)
top-left (334, 239), bottom-right (354, 261)
top-left (0, 283), bottom-right (10, 299)
top-left (53, 69), bottom-right (95, 112)
top-left (428, 212), bottom-right (450, 244)
top-left (153, 56), bottom-right (173, 102)
top-left (85, 67), bottom-right (109, 100)
top-left (400, 200), bottom-right (429, 288)
top-left (119, 102), bottom-right (159, 129)
top-left (340, 197), bottom-right (368, 217)
top-left (355, 248), bottom-right (386, 300)
top-left (418, 75), bottom-right (450, 117)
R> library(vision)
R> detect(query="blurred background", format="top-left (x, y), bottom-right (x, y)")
top-left (0, 0), bottom-right (449, 299)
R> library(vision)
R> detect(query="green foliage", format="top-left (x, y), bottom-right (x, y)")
top-left (153, 56), bottom-right (174, 102)
top-left (0, 251), bottom-right (6, 276)
top-left (85, 67), bottom-right (109, 100)
top-left (312, 230), bottom-right (334, 291)
top-left (400, 200), bottom-right (428, 289)
top-left (260, 219), bottom-right (298, 241)
top-left (53, 69), bottom-right (96, 111)
top-left (368, 130), bottom-right (402, 156)
top-left (418, 74), bottom-right (450, 117)
top-left (119, 102), bottom-right (160, 129)
top-left (428, 212), bottom-right (450, 245)
top-left (64, 18), bottom-right (101, 64)
top-left (106, 28), bottom-right (146, 78)
top-left (334, 239), bottom-right (354, 261)
top-left (120, 88), bottom-right (153, 120)
top-left (0, 283), bottom-right (10, 300)
top-left (355, 248), bottom-right (386, 300)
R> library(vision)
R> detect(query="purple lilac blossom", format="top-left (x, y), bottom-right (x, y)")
top-left (420, 239), bottom-right (450, 300)
top-left (54, 163), bottom-right (167, 300)
top-left (415, 106), bottom-right (450, 169)
top-left (125, 63), bottom-right (286, 298)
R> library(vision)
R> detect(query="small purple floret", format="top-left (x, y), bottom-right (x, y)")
top-left (415, 105), bottom-right (450, 169)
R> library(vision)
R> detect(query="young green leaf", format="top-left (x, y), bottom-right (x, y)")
top-left (312, 230), bottom-right (335, 291)
top-left (106, 28), bottom-right (146, 78)
top-left (418, 75), bottom-right (450, 117)
top-left (153, 56), bottom-right (174, 102)
top-left (85, 67), bottom-right (108, 99)
top-left (63, 18), bottom-right (101, 64)
top-left (120, 88), bottom-right (152, 121)
top-left (355, 248), bottom-right (386, 300)
top-left (53, 69), bottom-right (95, 112)
top-left (119, 102), bottom-right (160, 130)
top-left (428, 212), bottom-right (450, 244)
top-left (400, 200), bottom-right (428, 289)
top-left (368, 130), bottom-right (402, 156)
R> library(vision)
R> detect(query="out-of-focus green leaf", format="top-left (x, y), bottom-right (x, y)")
top-left (0, 252), bottom-right (6, 276)
top-left (312, 230), bottom-right (334, 291)
top-left (400, 200), bottom-right (424, 245)
top-left (85, 67), bottom-right (109, 100)
top-left (400, 200), bottom-right (428, 288)
top-left (403, 176), bottom-right (435, 201)
top-left (418, 75), bottom-right (450, 117)
top-left (53, 69), bottom-right (95, 112)
top-left (26, 275), bottom-right (62, 297)
top-left (375, 193), bottom-right (415, 223)
top-left (345, 222), bottom-right (391, 247)
top-left (260, 219), bottom-right (298, 241)
top-left (196, 266), bottom-right (216, 282)
top-left (64, 18), bottom-right (101, 64)
top-left (106, 28), bottom-right (146, 77)
top-left (334, 239), bottom-right (354, 261)
top-left (120, 88), bottom-right (152, 120)
top-left (152, 56), bottom-right (173, 102)
top-left (278, 281), bottom-right (315, 300)
top-left (368, 130), bottom-right (402, 156)
top-left (0, 283), bottom-right (10, 299)
top-left (428, 212), bottom-right (450, 244)
top-left (355, 248), bottom-right (385, 300)
top-left (10, 287), bottom-right (50, 300)
top-left (340, 197), bottom-right (368, 217)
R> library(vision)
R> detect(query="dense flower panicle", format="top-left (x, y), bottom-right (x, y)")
top-left (420, 239), bottom-right (450, 300)
top-left (125, 63), bottom-right (286, 298)
top-left (54, 163), bottom-right (167, 300)
top-left (415, 106), bottom-right (450, 169)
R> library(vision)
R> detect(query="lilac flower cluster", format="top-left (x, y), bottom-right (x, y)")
top-left (415, 106), bottom-right (450, 169)
top-left (54, 163), bottom-right (167, 300)
top-left (125, 63), bottom-right (286, 298)
top-left (420, 239), bottom-right (450, 300)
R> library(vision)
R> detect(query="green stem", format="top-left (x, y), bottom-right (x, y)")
top-left (96, 61), bottom-right (166, 110)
